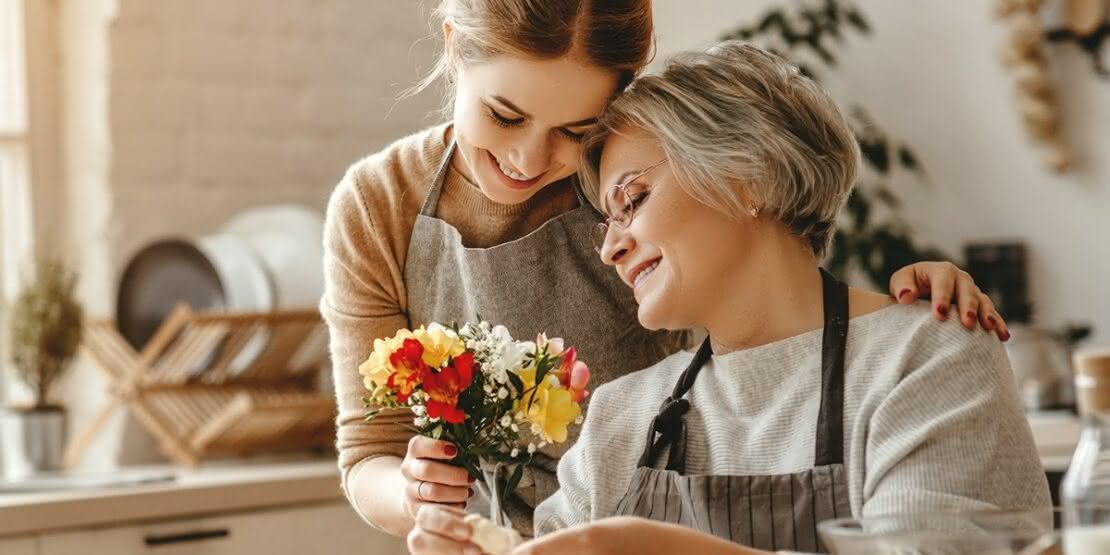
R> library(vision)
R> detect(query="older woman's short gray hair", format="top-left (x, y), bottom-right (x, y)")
top-left (580, 41), bottom-right (859, 258)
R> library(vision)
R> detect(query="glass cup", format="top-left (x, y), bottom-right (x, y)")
top-left (818, 509), bottom-right (1057, 555)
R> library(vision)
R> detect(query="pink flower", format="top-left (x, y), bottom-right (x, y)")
top-left (568, 361), bottom-right (590, 403)
top-left (554, 347), bottom-right (590, 403)
top-left (536, 333), bottom-right (565, 357)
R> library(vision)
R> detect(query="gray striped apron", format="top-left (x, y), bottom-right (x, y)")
top-left (404, 141), bottom-right (690, 536)
top-left (614, 269), bottom-right (852, 553)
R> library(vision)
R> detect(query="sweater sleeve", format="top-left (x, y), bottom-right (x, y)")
top-left (857, 326), bottom-right (1052, 517)
top-left (321, 163), bottom-right (415, 502)
top-left (533, 380), bottom-right (640, 537)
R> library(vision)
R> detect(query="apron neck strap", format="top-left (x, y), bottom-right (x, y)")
top-left (419, 140), bottom-right (458, 217)
top-left (635, 338), bottom-right (713, 473)
top-left (634, 268), bottom-right (851, 473)
top-left (814, 267), bottom-right (850, 467)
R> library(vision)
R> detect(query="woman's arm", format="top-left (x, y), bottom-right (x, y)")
top-left (856, 324), bottom-right (1051, 516)
top-left (323, 167), bottom-right (470, 536)
top-left (515, 517), bottom-right (770, 555)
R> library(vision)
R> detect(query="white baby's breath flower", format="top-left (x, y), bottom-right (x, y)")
top-left (510, 448), bottom-right (520, 458)
top-left (538, 441), bottom-right (547, 449)
top-left (574, 415), bottom-right (583, 425)
top-left (531, 423), bottom-right (542, 435)
top-left (412, 405), bottom-right (426, 416)
top-left (511, 423), bottom-right (519, 432)
top-left (500, 414), bottom-right (512, 428)
top-left (527, 443), bottom-right (537, 454)
top-left (498, 387), bottom-right (509, 399)
top-left (414, 416), bottom-right (428, 427)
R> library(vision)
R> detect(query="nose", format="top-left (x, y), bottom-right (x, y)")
top-left (510, 130), bottom-right (553, 178)
top-left (599, 223), bottom-right (634, 267)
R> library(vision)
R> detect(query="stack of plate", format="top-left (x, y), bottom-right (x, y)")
top-left (116, 205), bottom-right (327, 374)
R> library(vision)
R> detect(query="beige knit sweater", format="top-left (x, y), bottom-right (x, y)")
top-left (321, 124), bottom-right (580, 498)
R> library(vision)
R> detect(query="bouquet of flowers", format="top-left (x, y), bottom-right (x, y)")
top-left (360, 321), bottom-right (590, 504)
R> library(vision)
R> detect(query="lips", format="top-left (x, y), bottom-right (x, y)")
top-left (487, 150), bottom-right (542, 191)
top-left (624, 257), bottom-right (662, 292)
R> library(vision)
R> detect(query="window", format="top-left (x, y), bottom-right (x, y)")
top-left (1, 0), bottom-right (31, 399)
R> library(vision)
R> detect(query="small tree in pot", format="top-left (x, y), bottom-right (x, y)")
top-left (2, 255), bottom-right (84, 477)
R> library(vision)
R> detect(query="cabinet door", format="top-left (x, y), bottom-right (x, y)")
top-left (0, 536), bottom-right (38, 555)
top-left (40, 502), bottom-right (408, 555)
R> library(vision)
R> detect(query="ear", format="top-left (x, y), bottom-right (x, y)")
top-left (442, 19), bottom-right (454, 50)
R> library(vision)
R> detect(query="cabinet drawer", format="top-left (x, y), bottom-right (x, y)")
top-left (39, 502), bottom-right (407, 555)
top-left (0, 536), bottom-right (38, 555)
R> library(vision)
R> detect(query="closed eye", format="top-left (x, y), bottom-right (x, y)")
top-left (487, 107), bottom-right (525, 127)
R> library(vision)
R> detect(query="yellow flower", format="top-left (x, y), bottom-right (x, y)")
top-left (358, 329), bottom-right (415, 390)
top-left (515, 369), bottom-right (581, 444)
top-left (412, 325), bottom-right (465, 368)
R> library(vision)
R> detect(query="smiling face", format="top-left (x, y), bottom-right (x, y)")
top-left (451, 54), bottom-right (619, 205)
top-left (596, 128), bottom-right (771, 331)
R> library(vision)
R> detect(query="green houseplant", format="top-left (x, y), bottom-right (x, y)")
top-left (2, 255), bottom-right (84, 477)
top-left (721, 0), bottom-right (949, 288)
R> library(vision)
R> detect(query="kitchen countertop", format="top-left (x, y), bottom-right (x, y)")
top-left (0, 412), bottom-right (1081, 539)
top-left (1026, 410), bottom-right (1082, 473)
top-left (0, 457), bottom-right (344, 538)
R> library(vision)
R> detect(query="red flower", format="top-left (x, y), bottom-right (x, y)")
top-left (423, 353), bottom-right (475, 424)
top-left (388, 338), bottom-right (427, 403)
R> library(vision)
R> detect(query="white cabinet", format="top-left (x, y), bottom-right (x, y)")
top-left (0, 536), bottom-right (38, 555)
top-left (38, 502), bottom-right (408, 555)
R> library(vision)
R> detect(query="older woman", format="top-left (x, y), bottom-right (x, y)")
top-left (507, 42), bottom-right (1052, 554)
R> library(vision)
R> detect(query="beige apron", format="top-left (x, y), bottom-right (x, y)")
top-left (614, 269), bottom-right (853, 553)
top-left (403, 141), bottom-right (690, 535)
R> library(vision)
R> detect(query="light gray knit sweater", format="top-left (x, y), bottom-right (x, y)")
top-left (534, 303), bottom-right (1052, 539)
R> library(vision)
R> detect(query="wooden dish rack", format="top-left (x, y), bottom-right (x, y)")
top-left (65, 303), bottom-right (335, 468)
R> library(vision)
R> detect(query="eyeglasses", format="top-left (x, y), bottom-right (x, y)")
top-left (591, 158), bottom-right (668, 253)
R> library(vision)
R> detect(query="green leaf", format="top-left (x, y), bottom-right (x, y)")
top-left (897, 145), bottom-right (921, 173)
top-left (431, 425), bottom-right (444, 440)
top-left (507, 371), bottom-right (525, 396)
top-left (498, 463), bottom-right (526, 514)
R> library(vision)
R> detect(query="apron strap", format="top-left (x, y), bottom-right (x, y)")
top-left (814, 268), bottom-right (850, 467)
top-left (419, 140), bottom-right (458, 217)
top-left (635, 338), bottom-right (713, 473)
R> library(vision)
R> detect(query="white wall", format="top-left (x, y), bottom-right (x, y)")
top-left (52, 0), bottom-right (443, 468)
top-left (654, 0), bottom-right (1110, 346)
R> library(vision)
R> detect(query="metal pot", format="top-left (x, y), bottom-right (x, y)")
top-left (1, 406), bottom-right (67, 480)
top-left (1006, 324), bottom-right (1091, 411)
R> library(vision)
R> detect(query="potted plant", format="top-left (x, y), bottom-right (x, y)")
top-left (1, 255), bottom-right (84, 479)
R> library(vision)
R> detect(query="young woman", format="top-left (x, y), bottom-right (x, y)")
top-left (324, 1), bottom-right (1011, 546)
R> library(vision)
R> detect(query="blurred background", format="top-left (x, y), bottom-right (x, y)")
top-left (0, 0), bottom-right (1107, 553)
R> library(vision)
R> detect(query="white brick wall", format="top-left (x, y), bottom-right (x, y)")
top-left (107, 0), bottom-right (442, 264)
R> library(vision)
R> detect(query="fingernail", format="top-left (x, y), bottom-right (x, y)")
top-left (468, 475), bottom-right (476, 483)
top-left (898, 288), bottom-right (912, 302)
top-left (938, 305), bottom-right (949, 318)
top-left (445, 445), bottom-right (458, 457)
top-left (468, 487), bottom-right (475, 498)
top-left (986, 315), bottom-right (997, 328)
top-left (1001, 330), bottom-right (1011, 342)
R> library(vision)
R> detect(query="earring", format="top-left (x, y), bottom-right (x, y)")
top-left (749, 204), bottom-right (760, 218)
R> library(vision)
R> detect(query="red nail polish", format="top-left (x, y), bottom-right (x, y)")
top-left (1001, 330), bottom-right (1011, 342)
top-left (468, 488), bottom-right (475, 498)
top-left (445, 445), bottom-right (458, 457)
top-left (938, 305), bottom-right (949, 318)
top-left (898, 288), bottom-right (912, 302)
top-left (468, 475), bottom-right (476, 483)
top-left (966, 311), bottom-right (976, 322)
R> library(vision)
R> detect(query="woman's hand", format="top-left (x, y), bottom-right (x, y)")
top-left (513, 517), bottom-right (768, 555)
top-left (408, 505), bottom-right (482, 555)
top-left (890, 261), bottom-right (1010, 341)
top-left (400, 436), bottom-right (474, 520)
